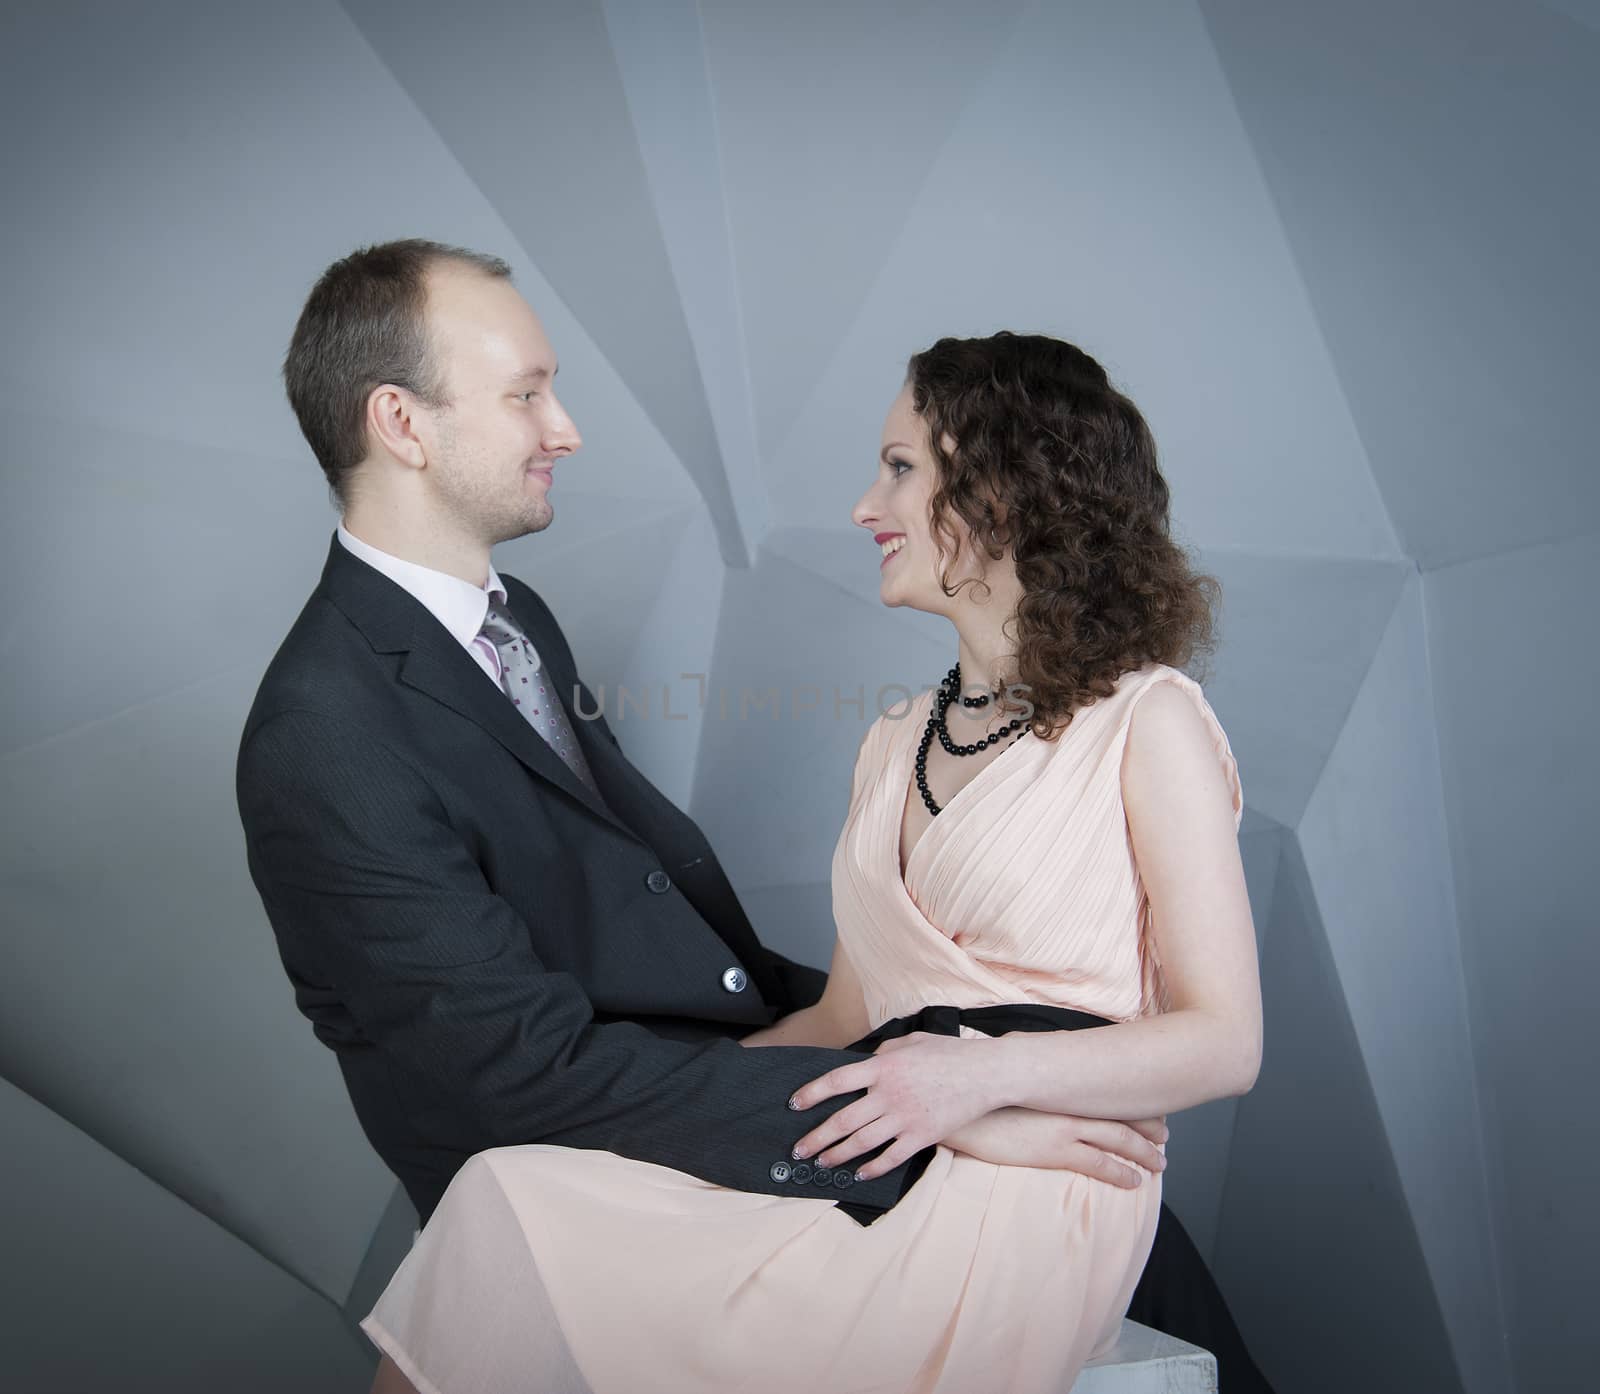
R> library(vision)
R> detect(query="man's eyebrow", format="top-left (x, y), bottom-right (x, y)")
top-left (506, 365), bottom-right (556, 384)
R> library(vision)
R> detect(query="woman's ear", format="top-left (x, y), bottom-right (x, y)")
top-left (984, 493), bottom-right (1013, 555)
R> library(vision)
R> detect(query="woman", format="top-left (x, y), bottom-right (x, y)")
top-left (362, 331), bottom-right (1261, 1394)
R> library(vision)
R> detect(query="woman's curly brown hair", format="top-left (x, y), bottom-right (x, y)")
top-left (907, 331), bottom-right (1219, 739)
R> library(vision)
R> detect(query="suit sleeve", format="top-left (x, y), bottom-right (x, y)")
top-left (237, 708), bottom-right (919, 1220)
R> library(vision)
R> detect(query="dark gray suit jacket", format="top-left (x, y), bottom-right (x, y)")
top-left (235, 533), bottom-right (919, 1226)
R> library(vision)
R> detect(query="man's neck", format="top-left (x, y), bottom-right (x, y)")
top-left (341, 510), bottom-right (492, 590)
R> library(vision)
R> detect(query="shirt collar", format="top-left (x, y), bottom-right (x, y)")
top-left (336, 521), bottom-right (509, 652)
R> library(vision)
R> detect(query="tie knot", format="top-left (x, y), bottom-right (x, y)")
top-left (479, 603), bottom-right (543, 673)
top-left (478, 603), bottom-right (523, 647)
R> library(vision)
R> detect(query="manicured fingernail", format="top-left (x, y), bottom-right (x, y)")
top-left (787, 1096), bottom-right (800, 1110)
top-left (791, 1146), bottom-right (805, 1160)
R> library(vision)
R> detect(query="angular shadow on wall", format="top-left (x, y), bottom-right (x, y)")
top-left (1212, 837), bottom-right (1462, 1394)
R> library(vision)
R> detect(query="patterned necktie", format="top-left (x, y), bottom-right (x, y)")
top-left (477, 602), bottom-right (602, 799)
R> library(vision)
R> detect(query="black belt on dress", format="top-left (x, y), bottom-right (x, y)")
top-left (835, 1002), bottom-right (1115, 1225)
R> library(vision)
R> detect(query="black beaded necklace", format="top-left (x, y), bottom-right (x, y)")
top-left (915, 664), bottom-right (1030, 817)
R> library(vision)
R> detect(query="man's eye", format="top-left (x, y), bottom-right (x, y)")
top-left (518, 391), bottom-right (538, 402)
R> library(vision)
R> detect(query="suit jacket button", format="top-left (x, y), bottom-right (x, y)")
top-left (645, 870), bottom-right (672, 894)
top-left (769, 1161), bottom-right (792, 1183)
top-left (790, 1162), bottom-right (814, 1184)
top-left (812, 1165), bottom-right (834, 1186)
top-left (833, 1170), bottom-right (854, 1189)
top-left (720, 966), bottom-right (748, 993)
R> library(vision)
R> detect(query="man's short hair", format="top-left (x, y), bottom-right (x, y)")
top-left (282, 238), bottom-right (511, 509)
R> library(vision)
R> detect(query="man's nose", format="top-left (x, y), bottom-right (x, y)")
top-left (543, 397), bottom-right (582, 457)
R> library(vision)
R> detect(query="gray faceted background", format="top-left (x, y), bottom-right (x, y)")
top-left (2, 2), bottom-right (1594, 1392)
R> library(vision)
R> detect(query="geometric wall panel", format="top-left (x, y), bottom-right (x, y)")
top-left (496, 499), bottom-right (698, 704)
top-left (1540, 0), bottom-right (1600, 32)
top-left (762, 525), bottom-right (954, 649)
top-left (1213, 841), bottom-right (1464, 1394)
top-left (0, 1078), bottom-right (374, 1392)
top-left (690, 548), bottom-right (949, 892)
top-left (735, 880), bottom-right (838, 979)
top-left (1191, 550), bottom-right (1411, 827)
top-left (1422, 530), bottom-right (1600, 1394)
top-left (0, 408), bottom-right (328, 758)
top-left (697, 0), bottom-right (1027, 470)
top-left (600, 0), bottom-right (773, 548)
top-left (754, 0), bottom-right (1404, 566)
top-left (0, 0), bottom-right (696, 523)
top-left (1200, 0), bottom-right (1600, 571)
top-left (610, 511), bottom-right (731, 811)
top-left (1538, 0), bottom-right (1600, 33)
top-left (341, 0), bottom-right (745, 563)
top-left (0, 661), bottom-right (396, 1304)
top-left (1299, 574), bottom-right (1507, 1394)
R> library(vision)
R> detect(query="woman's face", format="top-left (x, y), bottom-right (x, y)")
top-left (851, 383), bottom-right (978, 615)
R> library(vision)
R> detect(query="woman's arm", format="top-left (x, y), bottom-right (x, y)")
top-left (738, 934), bottom-right (872, 1049)
top-left (945, 1107), bottom-right (1168, 1188)
top-left (742, 936), bottom-right (1172, 1187)
top-left (743, 932), bottom-right (1171, 1185)
top-left (990, 682), bottom-right (1262, 1118)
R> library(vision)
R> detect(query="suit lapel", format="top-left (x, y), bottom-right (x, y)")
top-left (510, 602), bottom-right (639, 811)
top-left (398, 640), bottom-right (633, 834)
top-left (319, 533), bottom-right (637, 839)
top-left (500, 584), bottom-right (710, 853)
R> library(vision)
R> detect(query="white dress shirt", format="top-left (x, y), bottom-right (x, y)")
top-left (335, 522), bottom-right (539, 685)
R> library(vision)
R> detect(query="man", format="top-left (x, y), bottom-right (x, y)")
top-left (239, 239), bottom-right (898, 1230)
top-left (235, 238), bottom-right (1167, 1233)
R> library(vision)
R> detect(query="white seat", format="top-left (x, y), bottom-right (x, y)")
top-left (1070, 1320), bottom-right (1217, 1392)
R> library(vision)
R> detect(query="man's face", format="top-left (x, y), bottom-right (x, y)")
top-left (418, 263), bottom-right (582, 543)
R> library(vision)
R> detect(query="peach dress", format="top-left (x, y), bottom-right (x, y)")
top-left (361, 663), bottom-right (1244, 1394)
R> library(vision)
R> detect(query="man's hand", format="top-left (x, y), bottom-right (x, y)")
top-left (943, 1108), bottom-right (1168, 1187)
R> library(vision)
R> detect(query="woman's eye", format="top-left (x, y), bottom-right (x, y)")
top-left (889, 459), bottom-right (911, 477)
top-left (518, 391), bottom-right (538, 402)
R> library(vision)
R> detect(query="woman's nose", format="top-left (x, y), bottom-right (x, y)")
top-left (851, 488), bottom-right (879, 529)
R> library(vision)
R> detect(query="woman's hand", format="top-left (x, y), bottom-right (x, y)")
top-left (944, 1108), bottom-right (1168, 1187)
top-left (787, 1031), bottom-right (1010, 1181)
